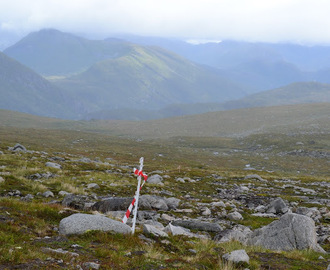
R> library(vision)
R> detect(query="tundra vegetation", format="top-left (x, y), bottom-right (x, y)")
top-left (0, 108), bottom-right (329, 270)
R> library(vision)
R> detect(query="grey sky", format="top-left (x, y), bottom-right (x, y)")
top-left (1, 0), bottom-right (330, 44)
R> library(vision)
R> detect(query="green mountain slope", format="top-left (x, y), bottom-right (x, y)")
top-left (4, 29), bottom-right (132, 76)
top-left (0, 52), bottom-right (74, 118)
top-left (54, 45), bottom-right (246, 113)
top-left (223, 81), bottom-right (330, 109)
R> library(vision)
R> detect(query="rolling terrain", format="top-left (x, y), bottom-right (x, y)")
top-left (1, 103), bottom-right (329, 139)
top-left (82, 81), bottom-right (330, 120)
top-left (0, 52), bottom-right (73, 118)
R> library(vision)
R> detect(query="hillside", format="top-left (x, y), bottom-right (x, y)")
top-left (1, 103), bottom-right (329, 139)
top-left (4, 29), bottom-right (133, 76)
top-left (223, 81), bottom-right (330, 110)
top-left (82, 81), bottom-right (330, 120)
top-left (53, 45), bottom-right (246, 114)
top-left (99, 103), bottom-right (330, 139)
top-left (0, 52), bottom-right (74, 118)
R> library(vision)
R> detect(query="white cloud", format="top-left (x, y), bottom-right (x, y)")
top-left (1, 0), bottom-right (330, 44)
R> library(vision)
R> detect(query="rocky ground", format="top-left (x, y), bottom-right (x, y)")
top-left (0, 142), bottom-right (329, 269)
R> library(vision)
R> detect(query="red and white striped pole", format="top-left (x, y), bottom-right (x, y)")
top-left (122, 157), bottom-right (148, 234)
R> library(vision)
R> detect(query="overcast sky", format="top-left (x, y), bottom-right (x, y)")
top-left (1, 0), bottom-right (330, 44)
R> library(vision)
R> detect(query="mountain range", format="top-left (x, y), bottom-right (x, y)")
top-left (1, 28), bottom-right (330, 120)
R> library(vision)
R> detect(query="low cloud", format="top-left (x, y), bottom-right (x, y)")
top-left (1, 0), bottom-right (330, 44)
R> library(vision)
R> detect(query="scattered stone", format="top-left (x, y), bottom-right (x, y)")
top-left (266, 197), bottom-right (288, 215)
top-left (294, 186), bottom-right (316, 195)
top-left (58, 191), bottom-right (71, 197)
top-left (147, 174), bottom-right (164, 184)
top-left (252, 213), bottom-right (276, 218)
top-left (0, 151), bottom-right (3, 155)
top-left (176, 177), bottom-right (185, 183)
top-left (42, 247), bottom-right (79, 257)
top-left (59, 213), bottom-right (131, 235)
top-left (222, 249), bottom-right (249, 264)
top-left (201, 207), bottom-right (211, 216)
top-left (139, 195), bottom-right (168, 211)
top-left (188, 249), bottom-right (197, 254)
top-left (143, 220), bottom-right (164, 229)
top-left (246, 213), bottom-right (326, 253)
top-left (92, 197), bottom-right (133, 212)
top-left (244, 174), bottom-right (266, 181)
top-left (21, 194), bottom-right (34, 201)
top-left (83, 262), bottom-right (100, 269)
top-left (211, 201), bottom-right (226, 208)
top-left (164, 197), bottom-right (181, 209)
top-left (214, 225), bottom-right (252, 244)
top-left (27, 172), bottom-right (56, 180)
top-left (93, 195), bottom-right (179, 213)
top-left (45, 162), bottom-right (62, 169)
top-left (8, 190), bottom-right (21, 196)
top-left (161, 213), bottom-right (175, 222)
top-left (9, 143), bottom-right (27, 152)
top-left (164, 223), bottom-right (195, 237)
top-left (227, 211), bottom-right (243, 221)
top-left (62, 194), bottom-right (92, 210)
top-left (172, 219), bottom-right (223, 232)
top-left (87, 183), bottom-right (100, 189)
top-left (43, 191), bottom-right (54, 198)
top-left (143, 224), bottom-right (168, 238)
top-left (0, 176), bottom-right (4, 183)
top-left (295, 207), bottom-right (321, 222)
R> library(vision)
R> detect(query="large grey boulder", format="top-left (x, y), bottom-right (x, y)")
top-left (172, 219), bottom-right (223, 232)
top-left (266, 197), bottom-right (288, 214)
top-left (247, 213), bottom-right (326, 253)
top-left (59, 213), bottom-right (131, 235)
top-left (222, 249), bottom-right (249, 264)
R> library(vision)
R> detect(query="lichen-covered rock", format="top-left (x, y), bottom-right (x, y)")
top-left (222, 249), bottom-right (249, 264)
top-left (143, 224), bottom-right (168, 237)
top-left (59, 213), bottom-right (131, 235)
top-left (247, 213), bottom-right (325, 253)
top-left (266, 197), bottom-right (288, 214)
top-left (172, 219), bottom-right (223, 232)
top-left (147, 174), bottom-right (163, 184)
